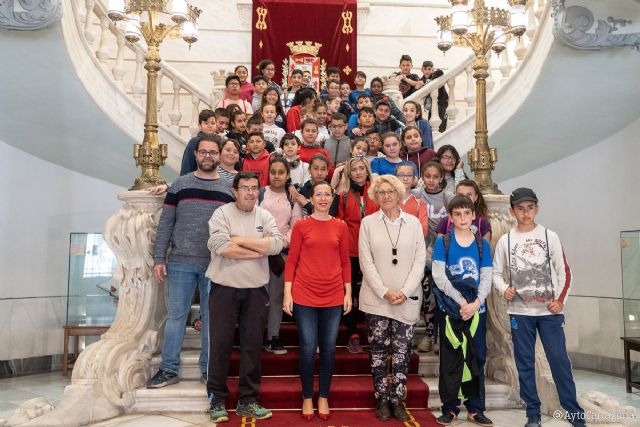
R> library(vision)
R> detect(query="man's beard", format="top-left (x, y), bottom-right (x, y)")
top-left (197, 159), bottom-right (219, 172)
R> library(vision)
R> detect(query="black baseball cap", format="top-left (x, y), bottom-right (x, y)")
top-left (510, 187), bottom-right (538, 206)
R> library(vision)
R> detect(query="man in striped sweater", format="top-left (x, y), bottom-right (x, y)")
top-left (493, 188), bottom-right (585, 427)
top-left (148, 135), bottom-right (235, 389)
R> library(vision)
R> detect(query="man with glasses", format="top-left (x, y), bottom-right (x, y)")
top-left (206, 171), bottom-right (285, 423)
top-left (149, 135), bottom-right (235, 389)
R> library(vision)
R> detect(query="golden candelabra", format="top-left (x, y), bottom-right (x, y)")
top-left (107, 0), bottom-right (201, 190)
top-left (436, 0), bottom-right (527, 195)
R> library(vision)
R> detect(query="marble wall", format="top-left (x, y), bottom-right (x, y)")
top-left (0, 140), bottom-right (124, 364)
top-left (498, 116), bottom-right (640, 374)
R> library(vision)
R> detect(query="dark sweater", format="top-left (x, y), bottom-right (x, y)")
top-left (153, 173), bottom-right (235, 267)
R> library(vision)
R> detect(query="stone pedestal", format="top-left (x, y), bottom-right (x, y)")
top-left (8, 192), bottom-right (165, 426)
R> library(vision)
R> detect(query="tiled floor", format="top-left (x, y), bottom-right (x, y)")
top-left (0, 370), bottom-right (639, 426)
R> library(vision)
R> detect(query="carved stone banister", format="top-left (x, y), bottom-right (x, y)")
top-left (403, 53), bottom-right (475, 109)
top-left (5, 192), bottom-right (166, 426)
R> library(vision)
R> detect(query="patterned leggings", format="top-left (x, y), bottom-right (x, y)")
top-left (422, 269), bottom-right (437, 339)
top-left (366, 313), bottom-right (415, 403)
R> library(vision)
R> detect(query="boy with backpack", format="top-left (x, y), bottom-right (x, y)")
top-left (493, 188), bottom-right (585, 427)
top-left (432, 195), bottom-right (493, 426)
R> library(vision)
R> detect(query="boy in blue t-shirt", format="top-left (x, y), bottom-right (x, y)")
top-left (432, 195), bottom-right (493, 426)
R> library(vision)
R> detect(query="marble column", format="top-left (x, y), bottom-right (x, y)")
top-left (8, 192), bottom-right (165, 427)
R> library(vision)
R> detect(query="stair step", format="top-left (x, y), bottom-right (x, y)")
top-left (151, 348), bottom-right (421, 379)
top-left (129, 375), bottom-right (429, 413)
top-left (422, 376), bottom-right (519, 410)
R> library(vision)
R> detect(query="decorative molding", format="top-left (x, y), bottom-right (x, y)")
top-left (0, 0), bottom-right (62, 31)
top-left (552, 0), bottom-right (640, 51)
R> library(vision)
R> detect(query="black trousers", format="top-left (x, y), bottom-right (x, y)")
top-left (342, 256), bottom-right (363, 337)
top-left (206, 283), bottom-right (269, 406)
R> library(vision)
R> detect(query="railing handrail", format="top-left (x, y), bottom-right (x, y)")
top-left (403, 52), bottom-right (475, 105)
top-left (92, 0), bottom-right (211, 107)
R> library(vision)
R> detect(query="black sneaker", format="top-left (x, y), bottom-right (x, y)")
top-left (265, 336), bottom-right (288, 355)
top-left (436, 411), bottom-right (457, 425)
top-left (468, 412), bottom-right (493, 426)
top-left (146, 369), bottom-right (179, 389)
top-left (525, 414), bottom-right (542, 427)
top-left (375, 398), bottom-right (391, 421)
top-left (391, 402), bottom-right (410, 421)
top-left (200, 372), bottom-right (207, 384)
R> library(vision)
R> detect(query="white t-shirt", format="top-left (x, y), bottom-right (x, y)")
top-left (263, 123), bottom-right (286, 149)
top-left (493, 224), bottom-right (572, 316)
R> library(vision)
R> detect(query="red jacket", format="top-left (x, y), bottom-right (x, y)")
top-left (299, 145), bottom-right (334, 180)
top-left (286, 105), bottom-right (302, 132)
top-left (242, 149), bottom-right (270, 187)
top-left (336, 181), bottom-right (380, 257)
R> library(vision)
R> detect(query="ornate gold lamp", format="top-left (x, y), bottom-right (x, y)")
top-left (436, 0), bottom-right (526, 194)
top-left (107, 0), bottom-right (202, 190)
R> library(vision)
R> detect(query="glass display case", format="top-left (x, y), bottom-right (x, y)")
top-left (621, 230), bottom-right (640, 338)
top-left (66, 233), bottom-right (118, 326)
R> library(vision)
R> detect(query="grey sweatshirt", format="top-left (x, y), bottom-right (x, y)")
top-left (206, 203), bottom-right (285, 288)
top-left (153, 173), bottom-right (235, 267)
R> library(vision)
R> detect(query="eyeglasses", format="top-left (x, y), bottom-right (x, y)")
top-left (375, 190), bottom-right (397, 197)
top-left (365, 137), bottom-right (381, 142)
top-left (197, 150), bottom-right (219, 157)
top-left (397, 174), bottom-right (414, 180)
top-left (441, 155), bottom-right (456, 162)
top-left (314, 192), bottom-right (333, 199)
top-left (237, 185), bottom-right (260, 193)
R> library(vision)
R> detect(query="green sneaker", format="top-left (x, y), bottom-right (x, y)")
top-left (236, 400), bottom-right (273, 420)
top-left (209, 402), bottom-right (229, 423)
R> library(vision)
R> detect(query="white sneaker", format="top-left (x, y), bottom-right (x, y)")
top-left (417, 336), bottom-right (433, 353)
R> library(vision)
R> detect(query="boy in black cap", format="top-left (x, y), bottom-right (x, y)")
top-left (492, 188), bottom-right (586, 427)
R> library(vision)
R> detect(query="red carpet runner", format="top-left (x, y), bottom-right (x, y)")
top-left (223, 321), bottom-right (431, 424)
top-left (227, 409), bottom-right (438, 426)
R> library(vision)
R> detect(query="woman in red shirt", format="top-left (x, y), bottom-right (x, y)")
top-left (333, 157), bottom-right (379, 353)
top-left (284, 181), bottom-right (352, 421)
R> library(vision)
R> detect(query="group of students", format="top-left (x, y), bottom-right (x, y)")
top-left (200, 54), bottom-right (451, 163)
top-left (147, 59), bottom-right (587, 427)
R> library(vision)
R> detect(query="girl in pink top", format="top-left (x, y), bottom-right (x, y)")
top-left (258, 157), bottom-right (303, 355)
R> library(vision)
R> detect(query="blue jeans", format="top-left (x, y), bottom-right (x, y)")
top-left (511, 314), bottom-right (584, 421)
top-left (294, 303), bottom-right (342, 399)
top-left (160, 262), bottom-right (209, 374)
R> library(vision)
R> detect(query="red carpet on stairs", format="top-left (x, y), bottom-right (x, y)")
top-left (224, 321), bottom-right (430, 416)
top-left (226, 375), bottom-right (429, 410)
top-left (224, 408), bottom-right (439, 426)
top-left (228, 347), bottom-right (419, 376)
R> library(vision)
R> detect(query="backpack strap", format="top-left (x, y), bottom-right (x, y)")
top-left (443, 232), bottom-right (451, 263)
top-left (545, 227), bottom-right (553, 298)
top-left (507, 231), bottom-right (512, 288)
top-left (475, 232), bottom-right (483, 263)
top-left (258, 187), bottom-right (266, 206)
top-left (342, 191), bottom-right (348, 212)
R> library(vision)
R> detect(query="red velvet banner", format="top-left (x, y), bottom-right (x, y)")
top-left (251, 0), bottom-right (357, 92)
